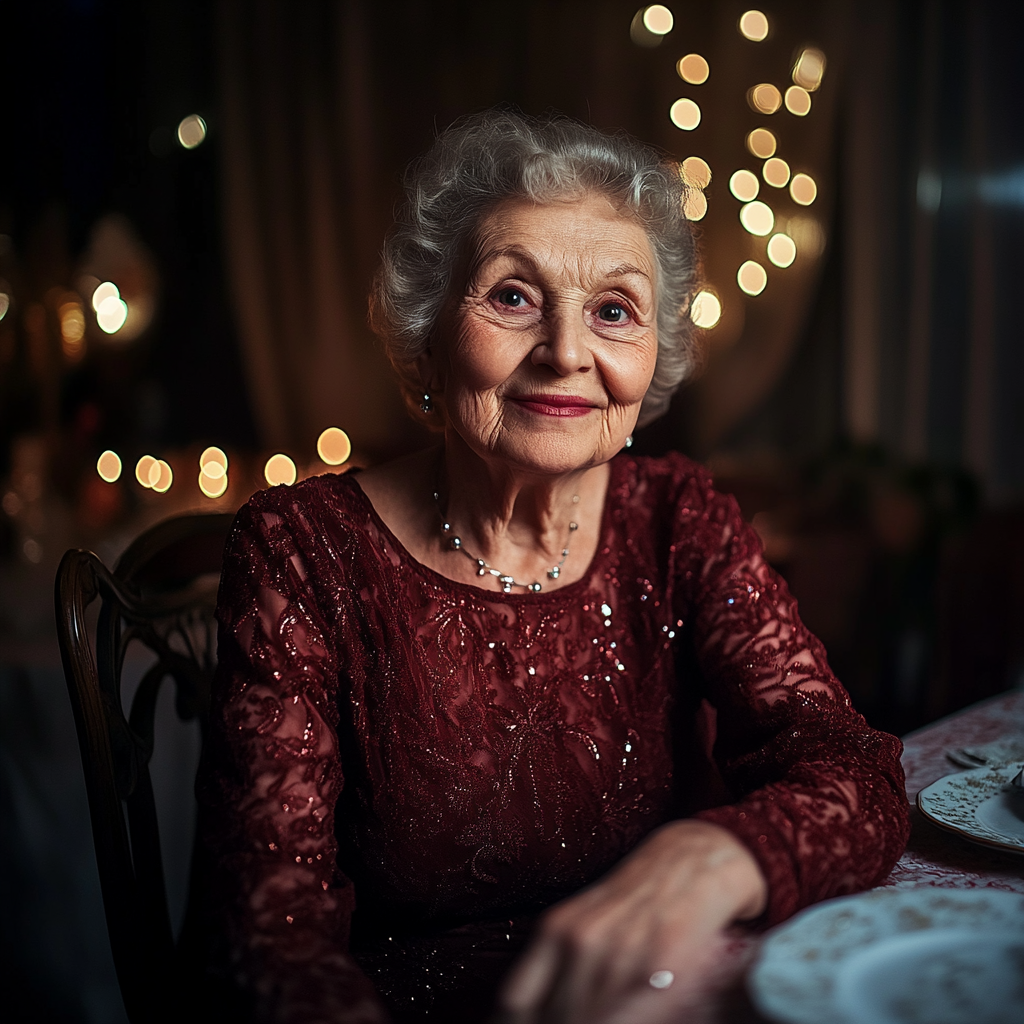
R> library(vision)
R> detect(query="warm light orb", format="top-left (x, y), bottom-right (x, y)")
top-left (96, 295), bottom-right (129, 334)
top-left (669, 98), bottom-right (701, 131)
top-left (265, 453), bottom-right (297, 487)
top-left (677, 54), bottom-right (709, 85)
top-left (737, 260), bottom-right (768, 296)
top-left (739, 200), bottom-right (775, 236)
top-left (136, 455), bottom-right (157, 488)
top-left (681, 156), bottom-right (712, 189)
top-left (91, 281), bottom-right (119, 312)
top-left (200, 459), bottom-right (226, 480)
top-left (748, 83), bottom-right (782, 114)
top-left (317, 427), bottom-right (352, 466)
top-left (785, 85), bottom-right (812, 116)
top-left (689, 290), bottom-right (722, 329)
top-left (683, 190), bottom-right (708, 221)
top-left (96, 451), bottom-right (122, 483)
top-left (767, 233), bottom-right (797, 267)
top-left (793, 47), bottom-right (826, 92)
top-left (790, 173), bottom-right (818, 205)
top-left (746, 128), bottom-right (777, 159)
top-left (739, 10), bottom-right (769, 41)
top-left (200, 445), bottom-right (228, 472)
top-left (177, 114), bottom-right (208, 149)
top-left (199, 469), bottom-right (228, 499)
top-left (152, 460), bottom-right (173, 493)
top-left (729, 169), bottom-right (760, 202)
top-left (762, 157), bottom-right (791, 188)
top-left (642, 4), bottom-right (674, 34)
top-left (0, 293), bottom-right (9, 321)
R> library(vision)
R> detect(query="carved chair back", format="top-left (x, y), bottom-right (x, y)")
top-left (55, 512), bottom-right (235, 1024)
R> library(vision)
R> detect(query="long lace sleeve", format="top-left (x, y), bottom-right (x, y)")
top-left (678, 475), bottom-right (910, 925)
top-left (198, 494), bottom-right (388, 1023)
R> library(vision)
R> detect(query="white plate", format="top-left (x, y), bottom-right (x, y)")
top-left (749, 887), bottom-right (1024, 1024)
top-left (917, 764), bottom-right (1024, 855)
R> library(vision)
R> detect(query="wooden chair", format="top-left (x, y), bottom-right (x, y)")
top-left (55, 512), bottom-right (236, 1024)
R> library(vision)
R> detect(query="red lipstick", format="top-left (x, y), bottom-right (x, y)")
top-left (509, 394), bottom-right (598, 418)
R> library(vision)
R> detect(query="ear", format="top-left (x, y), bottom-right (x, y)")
top-left (416, 347), bottom-right (444, 393)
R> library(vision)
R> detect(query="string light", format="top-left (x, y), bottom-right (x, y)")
top-left (91, 281), bottom-right (119, 311)
top-left (681, 157), bottom-right (712, 189)
top-left (790, 173), bottom-right (818, 205)
top-left (96, 451), bottom-right (122, 483)
top-left (317, 427), bottom-right (352, 466)
top-left (177, 114), bottom-right (207, 149)
top-left (642, 5), bottom-right (674, 34)
top-left (746, 128), bottom-right (777, 159)
top-left (785, 86), bottom-right (812, 116)
top-left (792, 48), bottom-right (826, 92)
top-left (729, 169), bottom-right (760, 202)
top-left (677, 54), bottom-right (709, 84)
top-left (762, 157), bottom-right (791, 188)
top-left (739, 200), bottom-right (775, 236)
top-left (96, 294), bottom-right (128, 334)
top-left (739, 10), bottom-right (769, 41)
top-left (265, 454), bottom-right (297, 487)
top-left (669, 98), bottom-right (701, 131)
top-left (199, 446), bottom-right (229, 498)
top-left (748, 83), bottom-right (782, 115)
top-left (737, 260), bottom-right (768, 296)
top-left (689, 290), bottom-right (722, 329)
top-left (767, 233), bottom-right (797, 267)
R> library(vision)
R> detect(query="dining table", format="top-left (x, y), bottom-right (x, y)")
top-left (680, 688), bottom-right (1024, 1024)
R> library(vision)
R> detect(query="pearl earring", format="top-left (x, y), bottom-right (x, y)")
top-left (624, 435), bottom-right (633, 449)
top-left (420, 393), bottom-right (433, 413)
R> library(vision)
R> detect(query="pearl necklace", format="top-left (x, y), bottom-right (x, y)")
top-left (432, 489), bottom-right (579, 593)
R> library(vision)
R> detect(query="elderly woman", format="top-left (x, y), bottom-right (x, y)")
top-left (199, 111), bottom-right (909, 1024)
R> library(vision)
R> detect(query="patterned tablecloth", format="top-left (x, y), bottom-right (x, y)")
top-left (689, 689), bottom-right (1024, 1023)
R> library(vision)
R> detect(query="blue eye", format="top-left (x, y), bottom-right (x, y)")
top-left (495, 288), bottom-right (527, 307)
top-left (597, 302), bottom-right (628, 323)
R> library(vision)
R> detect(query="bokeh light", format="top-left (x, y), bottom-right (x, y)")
top-left (669, 98), bottom-right (701, 131)
top-left (677, 54), bottom-right (709, 85)
top-left (746, 128), bottom-right (777, 159)
top-left (790, 173), bottom-right (818, 205)
top-left (91, 281), bottom-right (119, 311)
top-left (729, 169), bottom-right (760, 202)
top-left (265, 454), bottom-right (297, 487)
top-left (152, 460), bottom-right (173, 493)
top-left (317, 427), bottom-right (352, 466)
top-left (748, 83), bottom-right (782, 114)
top-left (96, 295), bottom-right (129, 334)
top-left (739, 10), bottom-right (769, 41)
top-left (683, 190), bottom-right (708, 221)
top-left (177, 114), bottom-right (208, 149)
top-left (59, 299), bottom-right (86, 358)
top-left (792, 48), bottom-right (826, 92)
top-left (96, 451), bottom-right (122, 483)
top-left (690, 290), bottom-right (722, 329)
top-left (785, 86), bottom-right (812, 116)
top-left (199, 468), bottom-right (228, 499)
top-left (767, 233), bottom-right (797, 267)
top-left (740, 200), bottom-right (775, 236)
top-left (200, 446), bottom-right (228, 472)
top-left (762, 157), bottom-right (791, 188)
top-left (642, 4), bottom-right (674, 34)
top-left (737, 260), bottom-right (768, 296)
top-left (681, 156), bottom-right (712, 189)
top-left (0, 292), bottom-right (9, 321)
top-left (136, 455), bottom-right (157, 488)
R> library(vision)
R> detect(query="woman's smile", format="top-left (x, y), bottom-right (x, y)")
top-left (507, 392), bottom-right (601, 417)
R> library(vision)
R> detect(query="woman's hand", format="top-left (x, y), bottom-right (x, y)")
top-left (495, 820), bottom-right (767, 1024)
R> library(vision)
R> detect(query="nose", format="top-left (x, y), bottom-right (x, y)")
top-left (531, 309), bottom-right (594, 376)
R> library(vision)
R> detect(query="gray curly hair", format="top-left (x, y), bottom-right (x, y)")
top-left (369, 109), bottom-right (701, 429)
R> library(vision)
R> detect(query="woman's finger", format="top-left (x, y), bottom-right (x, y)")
top-left (498, 930), bottom-right (565, 1017)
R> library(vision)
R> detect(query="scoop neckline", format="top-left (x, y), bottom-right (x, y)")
top-left (343, 456), bottom-right (627, 604)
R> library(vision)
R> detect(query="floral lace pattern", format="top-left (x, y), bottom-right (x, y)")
top-left (197, 453), bottom-right (909, 1023)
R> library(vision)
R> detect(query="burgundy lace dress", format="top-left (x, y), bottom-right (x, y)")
top-left (198, 453), bottom-right (909, 1023)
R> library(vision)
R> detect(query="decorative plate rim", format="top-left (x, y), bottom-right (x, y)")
top-left (916, 763), bottom-right (1024, 856)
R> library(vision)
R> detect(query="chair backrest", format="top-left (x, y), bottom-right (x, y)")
top-left (55, 512), bottom-right (235, 1024)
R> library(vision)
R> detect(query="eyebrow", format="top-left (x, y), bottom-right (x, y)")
top-left (473, 247), bottom-right (652, 284)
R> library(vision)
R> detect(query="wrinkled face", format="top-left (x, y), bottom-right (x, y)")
top-left (424, 192), bottom-right (659, 477)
